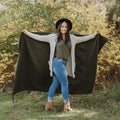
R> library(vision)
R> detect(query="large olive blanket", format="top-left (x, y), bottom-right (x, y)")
top-left (12, 32), bottom-right (108, 101)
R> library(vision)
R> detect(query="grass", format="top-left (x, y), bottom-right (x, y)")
top-left (0, 83), bottom-right (120, 120)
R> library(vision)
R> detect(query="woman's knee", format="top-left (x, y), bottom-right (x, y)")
top-left (61, 81), bottom-right (68, 88)
top-left (52, 81), bottom-right (59, 88)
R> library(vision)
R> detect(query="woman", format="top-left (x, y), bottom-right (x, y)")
top-left (22, 18), bottom-right (98, 112)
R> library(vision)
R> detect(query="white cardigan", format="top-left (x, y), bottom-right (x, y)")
top-left (26, 31), bottom-right (95, 78)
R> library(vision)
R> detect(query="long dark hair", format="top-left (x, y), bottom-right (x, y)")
top-left (55, 21), bottom-right (70, 44)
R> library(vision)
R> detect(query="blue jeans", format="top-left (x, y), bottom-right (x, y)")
top-left (48, 58), bottom-right (69, 103)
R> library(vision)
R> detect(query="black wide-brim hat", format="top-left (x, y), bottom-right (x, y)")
top-left (56, 18), bottom-right (72, 31)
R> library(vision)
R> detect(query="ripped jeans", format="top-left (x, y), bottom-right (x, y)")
top-left (48, 58), bottom-right (69, 103)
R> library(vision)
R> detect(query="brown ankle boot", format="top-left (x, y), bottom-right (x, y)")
top-left (45, 101), bottom-right (56, 111)
top-left (64, 102), bottom-right (72, 112)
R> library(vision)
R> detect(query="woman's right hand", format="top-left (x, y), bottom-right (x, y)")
top-left (22, 29), bottom-right (27, 34)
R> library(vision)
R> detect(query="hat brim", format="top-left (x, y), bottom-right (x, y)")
top-left (56, 18), bottom-right (72, 31)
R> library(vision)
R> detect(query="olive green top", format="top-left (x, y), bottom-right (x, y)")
top-left (54, 39), bottom-right (71, 60)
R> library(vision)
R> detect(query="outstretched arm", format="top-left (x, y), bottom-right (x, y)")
top-left (22, 29), bottom-right (51, 43)
top-left (73, 32), bottom-right (98, 44)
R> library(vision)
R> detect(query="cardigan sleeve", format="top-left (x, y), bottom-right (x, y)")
top-left (73, 34), bottom-right (95, 44)
top-left (26, 31), bottom-right (52, 43)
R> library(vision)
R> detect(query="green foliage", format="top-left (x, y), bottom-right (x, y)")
top-left (107, 1), bottom-right (120, 22)
top-left (106, 1), bottom-right (120, 35)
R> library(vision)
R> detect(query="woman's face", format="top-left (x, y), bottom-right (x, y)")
top-left (60, 22), bottom-right (68, 35)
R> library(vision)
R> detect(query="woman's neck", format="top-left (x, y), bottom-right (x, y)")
top-left (62, 34), bottom-right (65, 40)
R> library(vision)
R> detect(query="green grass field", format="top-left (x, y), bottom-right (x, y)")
top-left (0, 83), bottom-right (120, 120)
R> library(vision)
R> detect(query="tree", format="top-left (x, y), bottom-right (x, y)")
top-left (106, 1), bottom-right (120, 36)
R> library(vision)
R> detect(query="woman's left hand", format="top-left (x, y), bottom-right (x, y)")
top-left (93, 31), bottom-right (98, 37)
